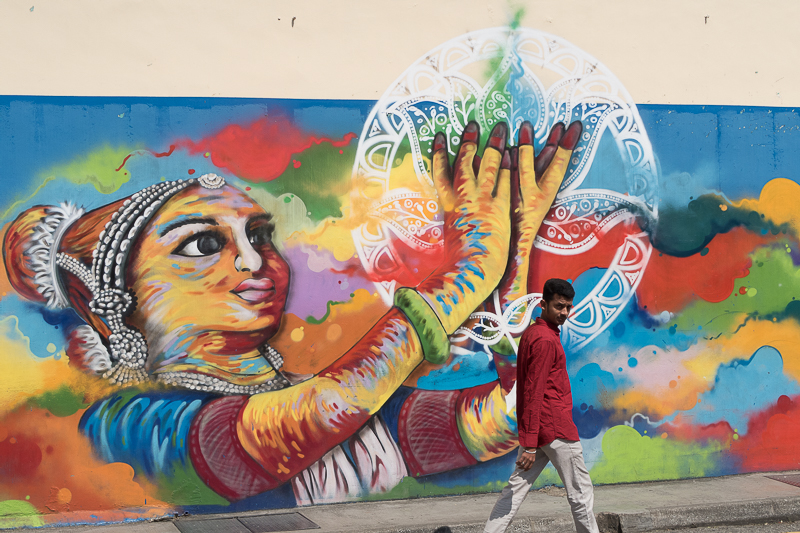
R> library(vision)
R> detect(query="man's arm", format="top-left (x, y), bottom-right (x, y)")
top-left (518, 337), bottom-right (558, 449)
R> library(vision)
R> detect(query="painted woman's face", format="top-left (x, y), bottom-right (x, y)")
top-left (126, 184), bottom-right (290, 364)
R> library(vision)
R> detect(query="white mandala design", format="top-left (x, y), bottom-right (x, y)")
top-left (352, 27), bottom-right (659, 352)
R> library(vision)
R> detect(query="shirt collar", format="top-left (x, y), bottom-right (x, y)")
top-left (535, 316), bottom-right (561, 334)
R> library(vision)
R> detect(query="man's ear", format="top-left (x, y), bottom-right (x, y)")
top-left (540, 299), bottom-right (546, 309)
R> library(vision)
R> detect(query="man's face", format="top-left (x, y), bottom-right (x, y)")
top-left (540, 294), bottom-right (573, 327)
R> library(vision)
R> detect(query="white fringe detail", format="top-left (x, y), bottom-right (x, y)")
top-left (28, 202), bottom-right (85, 309)
top-left (72, 325), bottom-right (112, 374)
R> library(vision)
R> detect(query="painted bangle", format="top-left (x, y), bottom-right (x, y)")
top-left (394, 287), bottom-right (450, 365)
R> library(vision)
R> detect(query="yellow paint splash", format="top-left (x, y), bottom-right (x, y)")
top-left (736, 178), bottom-right (800, 235)
top-left (294, 152), bottom-right (437, 262)
top-left (0, 317), bottom-right (68, 416)
top-left (685, 319), bottom-right (800, 383)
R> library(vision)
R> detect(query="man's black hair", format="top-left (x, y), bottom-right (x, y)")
top-left (542, 278), bottom-right (575, 302)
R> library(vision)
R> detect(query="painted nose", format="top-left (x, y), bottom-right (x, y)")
top-left (234, 241), bottom-right (263, 273)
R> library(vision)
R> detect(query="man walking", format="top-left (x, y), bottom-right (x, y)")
top-left (484, 278), bottom-right (599, 533)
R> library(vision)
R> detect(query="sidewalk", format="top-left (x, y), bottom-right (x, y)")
top-left (30, 470), bottom-right (800, 533)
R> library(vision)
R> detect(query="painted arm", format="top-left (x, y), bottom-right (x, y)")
top-left (395, 121), bottom-right (584, 476)
top-left (457, 120), bottom-right (583, 461)
top-left (190, 121), bottom-right (515, 498)
top-left (236, 309), bottom-right (422, 480)
top-left (396, 340), bottom-right (556, 477)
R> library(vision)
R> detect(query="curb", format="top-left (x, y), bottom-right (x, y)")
top-left (370, 521), bottom-right (530, 533)
top-left (614, 496), bottom-right (800, 532)
top-left (370, 496), bottom-right (800, 533)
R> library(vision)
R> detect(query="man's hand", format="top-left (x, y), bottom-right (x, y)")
top-left (516, 448), bottom-right (537, 471)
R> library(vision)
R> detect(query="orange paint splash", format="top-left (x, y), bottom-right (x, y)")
top-left (0, 223), bottom-right (14, 300)
top-left (0, 407), bottom-right (172, 516)
top-left (736, 178), bottom-right (800, 236)
top-left (271, 288), bottom-right (389, 375)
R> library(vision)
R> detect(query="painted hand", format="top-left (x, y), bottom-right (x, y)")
top-left (495, 120), bottom-right (583, 310)
top-left (488, 121), bottom-right (581, 393)
top-left (415, 121), bottom-right (512, 335)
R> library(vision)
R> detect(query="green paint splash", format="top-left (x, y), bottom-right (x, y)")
top-left (44, 145), bottom-right (137, 194)
top-left (642, 194), bottom-right (790, 257)
top-left (362, 458), bottom-right (561, 502)
top-left (509, 5), bottom-right (525, 29)
top-left (590, 425), bottom-right (722, 483)
top-left (258, 140), bottom-right (356, 222)
top-left (0, 500), bottom-right (44, 528)
top-left (155, 466), bottom-right (229, 507)
top-left (28, 384), bottom-right (88, 417)
top-left (362, 476), bottom-right (506, 501)
top-left (485, 7), bottom-right (525, 78)
top-left (305, 300), bottom-right (346, 325)
top-left (673, 242), bottom-right (800, 335)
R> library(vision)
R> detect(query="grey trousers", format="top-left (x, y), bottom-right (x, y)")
top-left (484, 439), bottom-right (599, 533)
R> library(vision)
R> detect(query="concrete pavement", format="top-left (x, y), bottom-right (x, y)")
top-left (21, 470), bottom-right (800, 533)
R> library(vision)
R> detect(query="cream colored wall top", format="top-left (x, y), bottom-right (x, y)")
top-left (0, 0), bottom-right (797, 106)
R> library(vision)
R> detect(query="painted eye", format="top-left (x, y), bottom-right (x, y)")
top-left (174, 232), bottom-right (226, 257)
top-left (247, 223), bottom-right (274, 247)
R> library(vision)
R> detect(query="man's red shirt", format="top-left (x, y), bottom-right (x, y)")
top-left (517, 317), bottom-right (580, 448)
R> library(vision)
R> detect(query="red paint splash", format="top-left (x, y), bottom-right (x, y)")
top-left (152, 146), bottom-right (176, 158)
top-left (730, 394), bottom-right (800, 471)
top-left (529, 221), bottom-right (638, 293)
top-left (637, 227), bottom-right (777, 313)
top-left (658, 419), bottom-right (734, 445)
top-left (117, 146), bottom-right (178, 172)
top-left (115, 153), bottom-right (135, 172)
top-left (0, 435), bottom-right (43, 477)
top-left (527, 223), bottom-right (777, 315)
top-left (174, 118), bottom-right (356, 182)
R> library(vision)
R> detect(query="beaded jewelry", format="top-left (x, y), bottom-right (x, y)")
top-left (28, 173), bottom-right (288, 393)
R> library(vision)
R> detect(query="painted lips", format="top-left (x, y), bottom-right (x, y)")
top-left (232, 278), bottom-right (276, 303)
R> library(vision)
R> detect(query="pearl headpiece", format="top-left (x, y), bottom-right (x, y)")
top-left (28, 173), bottom-right (289, 393)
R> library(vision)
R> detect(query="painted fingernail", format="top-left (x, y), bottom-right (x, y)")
top-left (501, 149), bottom-right (511, 169)
top-left (510, 146), bottom-right (519, 168)
top-left (463, 121), bottom-right (479, 143)
top-left (519, 121), bottom-right (534, 145)
top-left (560, 121), bottom-right (583, 150)
top-left (434, 132), bottom-right (446, 152)
top-left (487, 122), bottom-right (508, 152)
top-left (548, 122), bottom-right (566, 146)
top-left (534, 145), bottom-right (556, 176)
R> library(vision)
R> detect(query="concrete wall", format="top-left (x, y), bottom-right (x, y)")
top-left (1, 1), bottom-right (799, 528)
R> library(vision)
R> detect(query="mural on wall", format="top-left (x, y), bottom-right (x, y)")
top-left (1, 26), bottom-right (800, 528)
